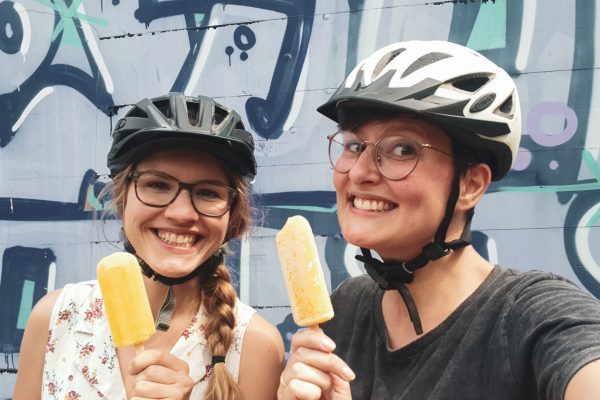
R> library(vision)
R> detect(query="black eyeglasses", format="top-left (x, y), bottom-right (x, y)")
top-left (327, 130), bottom-right (453, 181)
top-left (127, 170), bottom-right (238, 217)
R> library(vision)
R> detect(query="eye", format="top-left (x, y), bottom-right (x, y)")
top-left (344, 140), bottom-right (363, 154)
top-left (382, 138), bottom-right (419, 160)
top-left (193, 185), bottom-right (228, 202)
top-left (138, 174), bottom-right (175, 192)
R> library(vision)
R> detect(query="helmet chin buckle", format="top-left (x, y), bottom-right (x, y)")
top-left (421, 242), bottom-right (452, 262)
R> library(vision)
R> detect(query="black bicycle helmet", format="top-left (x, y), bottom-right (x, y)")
top-left (107, 92), bottom-right (256, 180)
top-left (318, 41), bottom-right (522, 335)
top-left (318, 40), bottom-right (521, 180)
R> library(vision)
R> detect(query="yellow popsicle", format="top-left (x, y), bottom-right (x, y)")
top-left (97, 252), bottom-right (155, 350)
top-left (276, 215), bottom-right (334, 327)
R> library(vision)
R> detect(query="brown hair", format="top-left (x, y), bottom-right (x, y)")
top-left (100, 160), bottom-right (254, 400)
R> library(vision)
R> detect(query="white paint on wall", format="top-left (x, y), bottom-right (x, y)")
top-left (240, 234), bottom-right (250, 303)
top-left (516, 0), bottom-right (536, 71)
top-left (184, 6), bottom-right (223, 95)
top-left (575, 204), bottom-right (600, 280)
top-left (11, 86), bottom-right (54, 132)
top-left (13, 2), bottom-right (31, 58)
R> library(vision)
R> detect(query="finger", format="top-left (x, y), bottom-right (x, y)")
top-left (135, 363), bottom-right (181, 385)
top-left (289, 346), bottom-right (355, 383)
top-left (290, 328), bottom-right (337, 353)
top-left (129, 349), bottom-right (190, 375)
top-left (284, 378), bottom-right (322, 400)
top-left (284, 360), bottom-right (332, 390)
top-left (132, 373), bottom-right (194, 399)
top-left (329, 373), bottom-right (353, 398)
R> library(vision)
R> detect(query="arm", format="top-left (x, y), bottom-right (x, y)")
top-left (565, 360), bottom-right (600, 400)
top-left (13, 289), bottom-right (62, 400)
top-left (238, 313), bottom-right (285, 400)
top-left (277, 328), bottom-right (354, 400)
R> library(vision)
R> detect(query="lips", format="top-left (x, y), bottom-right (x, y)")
top-left (352, 196), bottom-right (397, 212)
top-left (156, 229), bottom-right (199, 248)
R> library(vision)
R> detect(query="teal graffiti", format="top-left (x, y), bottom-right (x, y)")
top-left (34, 0), bottom-right (108, 48)
top-left (497, 149), bottom-right (600, 226)
top-left (85, 184), bottom-right (104, 211)
top-left (467, 0), bottom-right (507, 51)
top-left (16, 280), bottom-right (35, 330)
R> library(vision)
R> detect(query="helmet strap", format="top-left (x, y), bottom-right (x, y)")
top-left (355, 172), bottom-right (475, 335)
top-left (120, 229), bottom-right (224, 286)
top-left (119, 229), bottom-right (224, 330)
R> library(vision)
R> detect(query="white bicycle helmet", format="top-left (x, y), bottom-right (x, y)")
top-left (318, 40), bottom-right (521, 180)
top-left (318, 41), bottom-right (523, 335)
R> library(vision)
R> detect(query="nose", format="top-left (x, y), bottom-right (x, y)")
top-left (347, 145), bottom-right (383, 183)
top-left (163, 189), bottom-right (200, 222)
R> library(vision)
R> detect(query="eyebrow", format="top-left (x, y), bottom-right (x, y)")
top-left (136, 169), bottom-right (230, 187)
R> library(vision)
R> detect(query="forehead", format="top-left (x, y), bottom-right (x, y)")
top-left (351, 115), bottom-right (450, 144)
top-left (136, 148), bottom-right (229, 180)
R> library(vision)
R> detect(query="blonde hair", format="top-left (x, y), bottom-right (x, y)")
top-left (101, 162), bottom-right (254, 400)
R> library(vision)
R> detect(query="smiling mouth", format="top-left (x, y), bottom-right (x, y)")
top-left (352, 196), bottom-right (397, 212)
top-left (156, 229), bottom-right (199, 248)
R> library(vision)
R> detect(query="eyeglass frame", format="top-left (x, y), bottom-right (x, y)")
top-left (126, 170), bottom-right (238, 217)
top-left (326, 130), bottom-right (454, 181)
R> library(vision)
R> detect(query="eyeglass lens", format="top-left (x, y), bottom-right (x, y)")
top-left (328, 131), bottom-right (422, 180)
top-left (132, 171), bottom-right (235, 217)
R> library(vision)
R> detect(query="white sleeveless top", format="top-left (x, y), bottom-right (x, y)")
top-left (41, 280), bottom-right (255, 399)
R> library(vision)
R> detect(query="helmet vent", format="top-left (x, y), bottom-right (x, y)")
top-left (186, 101), bottom-right (200, 126)
top-left (451, 75), bottom-right (490, 92)
top-left (373, 48), bottom-right (405, 79)
top-left (498, 95), bottom-right (514, 115)
top-left (402, 52), bottom-right (450, 78)
top-left (214, 106), bottom-right (227, 125)
top-left (127, 107), bottom-right (148, 118)
top-left (153, 99), bottom-right (172, 119)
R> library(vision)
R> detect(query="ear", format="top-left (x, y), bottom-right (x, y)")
top-left (456, 163), bottom-right (492, 211)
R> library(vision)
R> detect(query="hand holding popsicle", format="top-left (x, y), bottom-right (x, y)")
top-left (276, 216), bottom-right (354, 399)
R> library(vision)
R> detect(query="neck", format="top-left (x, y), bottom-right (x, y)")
top-left (144, 276), bottom-right (202, 319)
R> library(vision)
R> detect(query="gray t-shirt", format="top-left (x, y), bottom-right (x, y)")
top-left (321, 266), bottom-right (600, 400)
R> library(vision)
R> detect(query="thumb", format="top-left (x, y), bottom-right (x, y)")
top-left (329, 373), bottom-right (353, 400)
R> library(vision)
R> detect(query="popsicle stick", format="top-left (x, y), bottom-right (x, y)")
top-left (311, 325), bottom-right (320, 332)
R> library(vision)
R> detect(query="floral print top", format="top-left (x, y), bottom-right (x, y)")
top-left (41, 280), bottom-right (255, 399)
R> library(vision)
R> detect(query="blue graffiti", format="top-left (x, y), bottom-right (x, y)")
top-left (225, 25), bottom-right (256, 65)
top-left (0, 2), bottom-right (114, 147)
top-left (131, 0), bottom-right (315, 139)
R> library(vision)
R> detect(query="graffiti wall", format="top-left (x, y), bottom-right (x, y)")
top-left (1, 0), bottom-right (599, 395)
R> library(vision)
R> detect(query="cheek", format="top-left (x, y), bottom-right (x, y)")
top-left (332, 170), bottom-right (346, 192)
top-left (209, 215), bottom-right (230, 242)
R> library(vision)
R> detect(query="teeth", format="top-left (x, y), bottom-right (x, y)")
top-left (353, 198), bottom-right (394, 212)
top-left (157, 230), bottom-right (197, 248)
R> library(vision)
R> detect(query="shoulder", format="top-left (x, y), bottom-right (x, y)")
top-left (12, 288), bottom-right (64, 398)
top-left (238, 310), bottom-right (285, 400)
top-left (331, 274), bottom-right (377, 301)
top-left (245, 312), bottom-right (285, 355)
top-left (329, 274), bottom-right (378, 315)
top-left (26, 288), bottom-right (64, 333)
top-left (323, 275), bottom-right (378, 337)
top-left (495, 267), bottom-right (598, 305)
top-left (235, 299), bottom-right (284, 368)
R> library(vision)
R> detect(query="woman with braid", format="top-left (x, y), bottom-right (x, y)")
top-left (14, 93), bottom-right (285, 399)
